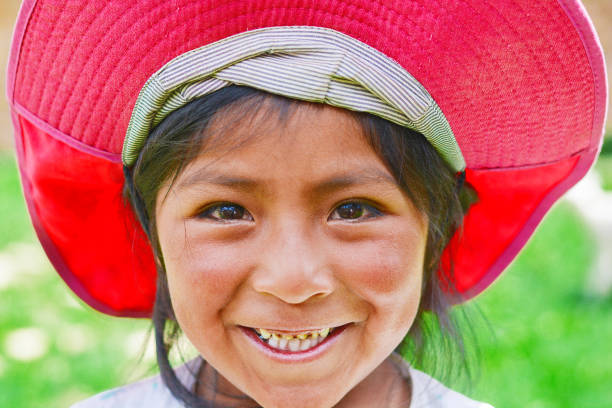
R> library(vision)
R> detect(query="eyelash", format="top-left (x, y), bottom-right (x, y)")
top-left (196, 200), bottom-right (383, 222)
top-left (328, 200), bottom-right (383, 222)
top-left (197, 202), bottom-right (254, 222)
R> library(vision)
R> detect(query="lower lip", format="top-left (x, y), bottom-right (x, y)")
top-left (240, 325), bottom-right (349, 363)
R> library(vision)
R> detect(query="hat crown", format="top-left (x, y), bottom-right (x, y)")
top-left (12, 0), bottom-right (599, 169)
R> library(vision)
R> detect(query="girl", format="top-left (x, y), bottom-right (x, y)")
top-left (6, 0), bottom-right (607, 407)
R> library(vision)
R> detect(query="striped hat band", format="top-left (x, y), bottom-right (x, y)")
top-left (123, 26), bottom-right (465, 172)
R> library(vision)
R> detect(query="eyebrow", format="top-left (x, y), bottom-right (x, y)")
top-left (178, 171), bottom-right (260, 193)
top-left (310, 170), bottom-right (400, 196)
top-left (176, 166), bottom-right (400, 195)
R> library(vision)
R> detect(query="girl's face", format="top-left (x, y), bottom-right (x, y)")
top-left (155, 103), bottom-right (428, 407)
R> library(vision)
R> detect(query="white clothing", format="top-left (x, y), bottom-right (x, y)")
top-left (72, 357), bottom-right (493, 408)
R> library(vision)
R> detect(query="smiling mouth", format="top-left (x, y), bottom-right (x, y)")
top-left (246, 325), bottom-right (347, 353)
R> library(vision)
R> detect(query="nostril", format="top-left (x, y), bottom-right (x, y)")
top-left (251, 267), bottom-right (334, 304)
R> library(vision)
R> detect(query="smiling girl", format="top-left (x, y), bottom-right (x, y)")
top-left (127, 89), bottom-right (465, 407)
top-left (6, 0), bottom-right (607, 407)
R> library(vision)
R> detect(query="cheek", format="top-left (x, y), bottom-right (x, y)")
top-left (160, 230), bottom-right (254, 328)
top-left (333, 235), bottom-right (424, 297)
top-left (329, 225), bottom-right (425, 328)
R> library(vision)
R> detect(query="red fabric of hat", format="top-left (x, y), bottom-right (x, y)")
top-left (6, 0), bottom-right (607, 316)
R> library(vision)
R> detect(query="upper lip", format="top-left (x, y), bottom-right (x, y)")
top-left (241, 323), bottom-right (348, 334)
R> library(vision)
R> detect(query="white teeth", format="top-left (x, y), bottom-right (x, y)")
top-left (268, 334), bottom-right (279, 348)
top-left (253, 327), bottom-right (335, 352)
top-left (288, 338), bottom-right (300, 351)
top-left (278, 337), bottom-right (288, 350)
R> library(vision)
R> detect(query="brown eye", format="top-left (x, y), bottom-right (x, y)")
top-left (198, 203), bottom-right (253, 221)
top-left (329, 201), bottom-right (382, 221)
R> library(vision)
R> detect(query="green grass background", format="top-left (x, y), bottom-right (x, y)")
top-left (1, 147), bottom-right (611, 407)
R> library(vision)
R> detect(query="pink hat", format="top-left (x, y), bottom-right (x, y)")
top-left (7, 0), bottom-right (607, 316)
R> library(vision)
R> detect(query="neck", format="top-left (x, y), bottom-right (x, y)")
top-left (195, 360), bottom-right (258, 407)
top-left (195, 355), bottom-right (412, 407)
top-left (334, 356), bottom-right (412, 408)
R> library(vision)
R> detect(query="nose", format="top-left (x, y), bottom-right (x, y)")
top-left (251, 220), bottom-right (335, 304)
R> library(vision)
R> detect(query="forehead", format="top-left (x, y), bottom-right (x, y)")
top-left (176, 101), bottom-right (392, 185)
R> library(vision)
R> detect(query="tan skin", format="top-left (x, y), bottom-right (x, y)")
top-left (155, 103), bottom-right (427, 407)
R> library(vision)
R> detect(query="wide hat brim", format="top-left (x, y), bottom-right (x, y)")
top-left (7, 0), bottom-right (607, 316)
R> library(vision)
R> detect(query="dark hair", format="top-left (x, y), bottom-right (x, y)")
top-left (123, 85), bottom-right (477, 407)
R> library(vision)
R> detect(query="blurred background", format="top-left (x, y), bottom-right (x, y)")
top-left (1, 1), bottom-right (611, 407)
